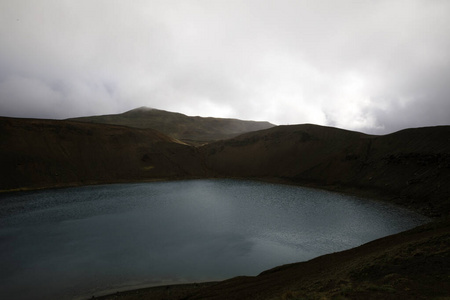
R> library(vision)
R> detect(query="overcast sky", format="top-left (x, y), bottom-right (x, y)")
top-left (1, 0), bottom-right (449, 134)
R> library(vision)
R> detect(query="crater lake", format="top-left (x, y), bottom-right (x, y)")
top-left (0, 179), bottom-right (429, 300)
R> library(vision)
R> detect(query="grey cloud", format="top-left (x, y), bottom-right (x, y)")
top-left (0, 75), bottom-right (122, 119)
top-left (0, 0), bottom-right (449, 133)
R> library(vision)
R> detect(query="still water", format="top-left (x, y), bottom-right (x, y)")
top-left (0, 179), bottom-right (429, 300)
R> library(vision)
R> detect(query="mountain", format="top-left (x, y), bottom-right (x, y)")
top-left (0, 117), bottom-right (207, 191)
top-left (204, 124), bottom-right (450, 216)
top-left (68, 107), bottom-right (275, 144)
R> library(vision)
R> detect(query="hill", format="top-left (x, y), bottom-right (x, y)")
top-left (0, 117), bottom-right (207, 191)
top-left (203, 124), bottom-right (450, 217)
top-left (68, 107), bottom-right (275, 144)
top-left (2, 119), bottom-right (449, 214)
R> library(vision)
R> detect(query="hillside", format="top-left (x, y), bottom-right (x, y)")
top-left (69, 107), bottom-right (275, 144)
top-left (203, 124), bottom-right (450, 217)
top-left (2, 119), bottom-right (449, 214)
top-left (0, 117), bottom-right (207, 191)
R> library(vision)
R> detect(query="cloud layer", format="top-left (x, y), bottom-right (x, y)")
top-left (1, 0), bottom-right (449, 134)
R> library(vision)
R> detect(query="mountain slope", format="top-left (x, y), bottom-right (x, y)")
top-left (3, 117), bottom-right (449, 215)
top-left (69, 107), bottom-right (275, 144)
top-left (0, 117), bottom-right (207, 191)
top-left (203, 124), bottom-right (450, 216)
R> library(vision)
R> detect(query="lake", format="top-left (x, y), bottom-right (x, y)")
top-left (0, 179), bottom-right (429, 300)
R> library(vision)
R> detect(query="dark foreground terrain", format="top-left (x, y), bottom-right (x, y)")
top-left (1, 111), bottom-right (449, 299)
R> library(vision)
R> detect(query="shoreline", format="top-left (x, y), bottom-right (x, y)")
top-left (86, 281), bottom-right (219, 300)
top-left (1, 176), bottom-right (437, 218)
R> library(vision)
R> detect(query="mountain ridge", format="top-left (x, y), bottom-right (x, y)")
top-left (68, 107), bottom-right (275, 144)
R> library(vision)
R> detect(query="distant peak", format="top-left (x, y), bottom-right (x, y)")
top-left (133, 106), bottom-right (154, 111)
top-left (123, 107), bottom-right (156, 114)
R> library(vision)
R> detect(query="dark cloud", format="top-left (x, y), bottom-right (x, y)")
top-left (1, 0), bottom-right (449, 133)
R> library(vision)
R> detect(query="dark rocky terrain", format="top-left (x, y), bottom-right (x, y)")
top-left (1, 110), bottom-right (449, 299)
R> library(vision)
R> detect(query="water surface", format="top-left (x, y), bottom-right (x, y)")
top-left (0, 179), bottom-right (429, 299)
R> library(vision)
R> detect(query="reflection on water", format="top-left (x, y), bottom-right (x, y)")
top-left (0, 179), bottom-right (429, 300)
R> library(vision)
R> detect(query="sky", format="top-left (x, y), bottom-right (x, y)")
top-left (0, 0), bottom-right (449, 134)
